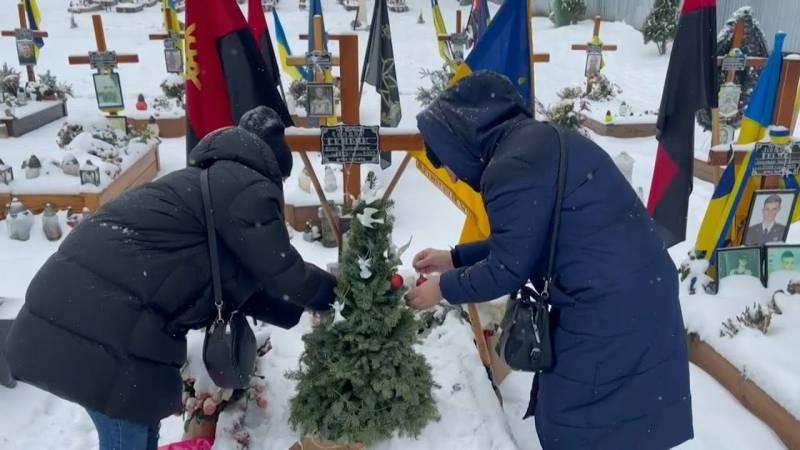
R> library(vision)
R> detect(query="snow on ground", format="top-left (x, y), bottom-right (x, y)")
top-left (215, 313), bottom-right (519, 450)
top-left (681, 277), bottom-right (800, 419)
top-left (0, 0), bottom-right (794, 448)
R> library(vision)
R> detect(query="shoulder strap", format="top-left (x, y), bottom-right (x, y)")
top-left (200, 169), bottom-right (224, 324)
top-left (542, 124), bottom-right (568, 295)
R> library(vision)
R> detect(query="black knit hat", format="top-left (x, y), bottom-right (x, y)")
top-left (238, 106), bottom-right (293, 178)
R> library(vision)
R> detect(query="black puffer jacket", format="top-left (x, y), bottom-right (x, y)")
top-left (5, 126), bottom-right (336, 424)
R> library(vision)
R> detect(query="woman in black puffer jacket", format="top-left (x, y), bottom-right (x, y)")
top-left (5, 107), bottom-right (336, 449)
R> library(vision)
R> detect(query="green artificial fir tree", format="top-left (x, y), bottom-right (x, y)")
top-left (642, 0), bottom-right (678, 55)
top-left (289, 172), bottom-right (439, 446)
top-left (554, 0), bottom-right (586, 25)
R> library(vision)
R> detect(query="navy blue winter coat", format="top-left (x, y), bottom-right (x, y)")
top-left (417, 72), bottom-right (693, 450)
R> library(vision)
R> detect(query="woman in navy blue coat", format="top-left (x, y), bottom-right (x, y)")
top-left (406, 71), bottom-right (693, 449)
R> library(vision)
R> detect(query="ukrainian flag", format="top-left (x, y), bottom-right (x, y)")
top-left (414, 0), bottom-right (533, 244)
top-left (450, 0), bottom-right (532, 110)
top-left (695, 151), bottom-right (757, 263)
top-left (22, 0), bottom-right (43, 59)
top-left (736, 32), bottom-right (786, 145)
top-left (695, 32), bottom-right (786, 259)
top-left (162, 0), bottom-right (183, 52)
top-left (431, 0), bottom-right (453, 69)
top-left (272, 9), bottom-right (308, 81)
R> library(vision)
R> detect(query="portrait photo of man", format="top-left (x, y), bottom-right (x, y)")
top-left (766, 246), bottom-right (800, 274)
top-left (765, 245), bottom-right (800, 288)
top-left (16, 39), bottom-right (36, 66)
top-left (716, 246), bottom-right (762, 284)
top-left (743, 191), bottom-right (797, 246)
top-left (307, 84), bottom-right (334, 118)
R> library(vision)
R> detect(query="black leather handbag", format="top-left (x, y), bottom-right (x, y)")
top-left (200, 169), bottom-right (256, 389)
top-left (495, 124), bottom-right (568, 373)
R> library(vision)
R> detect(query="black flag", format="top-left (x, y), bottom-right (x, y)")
top-left (361, 0), bottom-right (401, 128)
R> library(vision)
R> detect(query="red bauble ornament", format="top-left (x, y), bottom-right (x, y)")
top-left (390, 273), bottom-right (403, 289)
top-left (416, 274), bottom-right (428, 287)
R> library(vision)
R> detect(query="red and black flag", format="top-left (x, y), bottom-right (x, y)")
top-left (247, 0), bottom-right (283, 97)
top-left (185, 0), bottom-right (292, 153)
top-left (646, 0), bottom-right (717, 247)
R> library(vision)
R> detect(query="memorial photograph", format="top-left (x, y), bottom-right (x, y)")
top-left (306, 83), bottom-right (334, 118)
top-left (743, 190), bottom-right (797, 246)
top-left (92, 72), bottom-right (124, 110)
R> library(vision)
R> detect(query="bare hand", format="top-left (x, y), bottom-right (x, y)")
top-left (404, 275), bottom-right (443, 310)
top-left (412, 249), bottom-right (453, 274)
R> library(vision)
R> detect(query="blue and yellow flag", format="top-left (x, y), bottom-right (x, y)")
top-left (430, 0), bottom-right (451, 67)
top-left (22, 0), bottom-right (43, 58)
top-left (413, 0), bottom-right (534, 245)
top-left (451, 0), bottom-right (531, 110)
top-left (272, 9), bottom-right (308, 81)
top-left (161, 0), bottom-right (183, 52)
top-left (737, 32), bottom-right (786, 145)
top-left (695, 32), bottom-right (787, 259)
top-left (695, 151), bottom-right (756, 263)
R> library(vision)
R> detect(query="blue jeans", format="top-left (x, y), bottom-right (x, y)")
top-left (87, 410), bottom-right (160, 450)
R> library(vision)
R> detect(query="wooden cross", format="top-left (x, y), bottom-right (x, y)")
top-left (711, 18), bottom-right (767, 147)
top-left (436, 10), bottom-right (469, 65)
top-left (1, 3), bottom-right (49, 83)
top-left (148, 6), bottom-right (184, 73)
top-left (148, 6), bottom-right (184, 42)
top-left (287, 16), bottom-right (355, 210)
top-left (68, 15), bottom-right (139, 115)
top-left (571, 16), bottom-right (617, 94)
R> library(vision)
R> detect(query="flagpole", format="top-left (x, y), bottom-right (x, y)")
top-left (526, 0), bottom-right (536, 115)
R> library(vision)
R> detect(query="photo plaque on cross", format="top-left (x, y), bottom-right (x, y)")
top-left (164, 33), bottom-right (183, 74)
top-left (15, 28), bottom-right (36, 66)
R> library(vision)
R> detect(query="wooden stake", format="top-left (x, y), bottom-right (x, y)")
top-left (468, 303), bottom-right (491, 367)
top-left (710, 109), bottom-right (722, 184)
top-left (339, 33), bottom-right (361, 208)
top-left (92, 15), bottom-right (107, 52)
top-left (380, 152), bottom-right (412, 204)
top-left (689, 338), bottom-right (800, 449)
top-left (526, 0), bottom-right (535, 113)
top-left (592, 16), bottom-right (601, 38)
top-left (299, 151), bottom-right (341, 245)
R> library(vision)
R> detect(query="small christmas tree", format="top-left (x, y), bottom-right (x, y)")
top-left (696, 7), bottom-right (768, 130)
top-left (555, 0), bottom-right (586, 25)
top-left (289, 172), bottom-right (438, 446)
top-left (642, 0), bottom-right (678, 55)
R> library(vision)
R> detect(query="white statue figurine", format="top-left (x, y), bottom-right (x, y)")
top-left (6, 198), bottom-right (34, 241)
top-left (42, 203), bottom-right (62, 241)
top-left (323, 166), bottom-right (337, 192)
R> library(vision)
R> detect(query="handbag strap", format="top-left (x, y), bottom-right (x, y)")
top-left (200, 169), bottom-right (224, 325)
top-left (540, 124), bottom-right (568, 298)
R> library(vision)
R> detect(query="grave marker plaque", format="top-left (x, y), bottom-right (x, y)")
top-left (753, 142), bottom-right (800, 177)
top-left (321, 125), bottom-right (380, 165)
